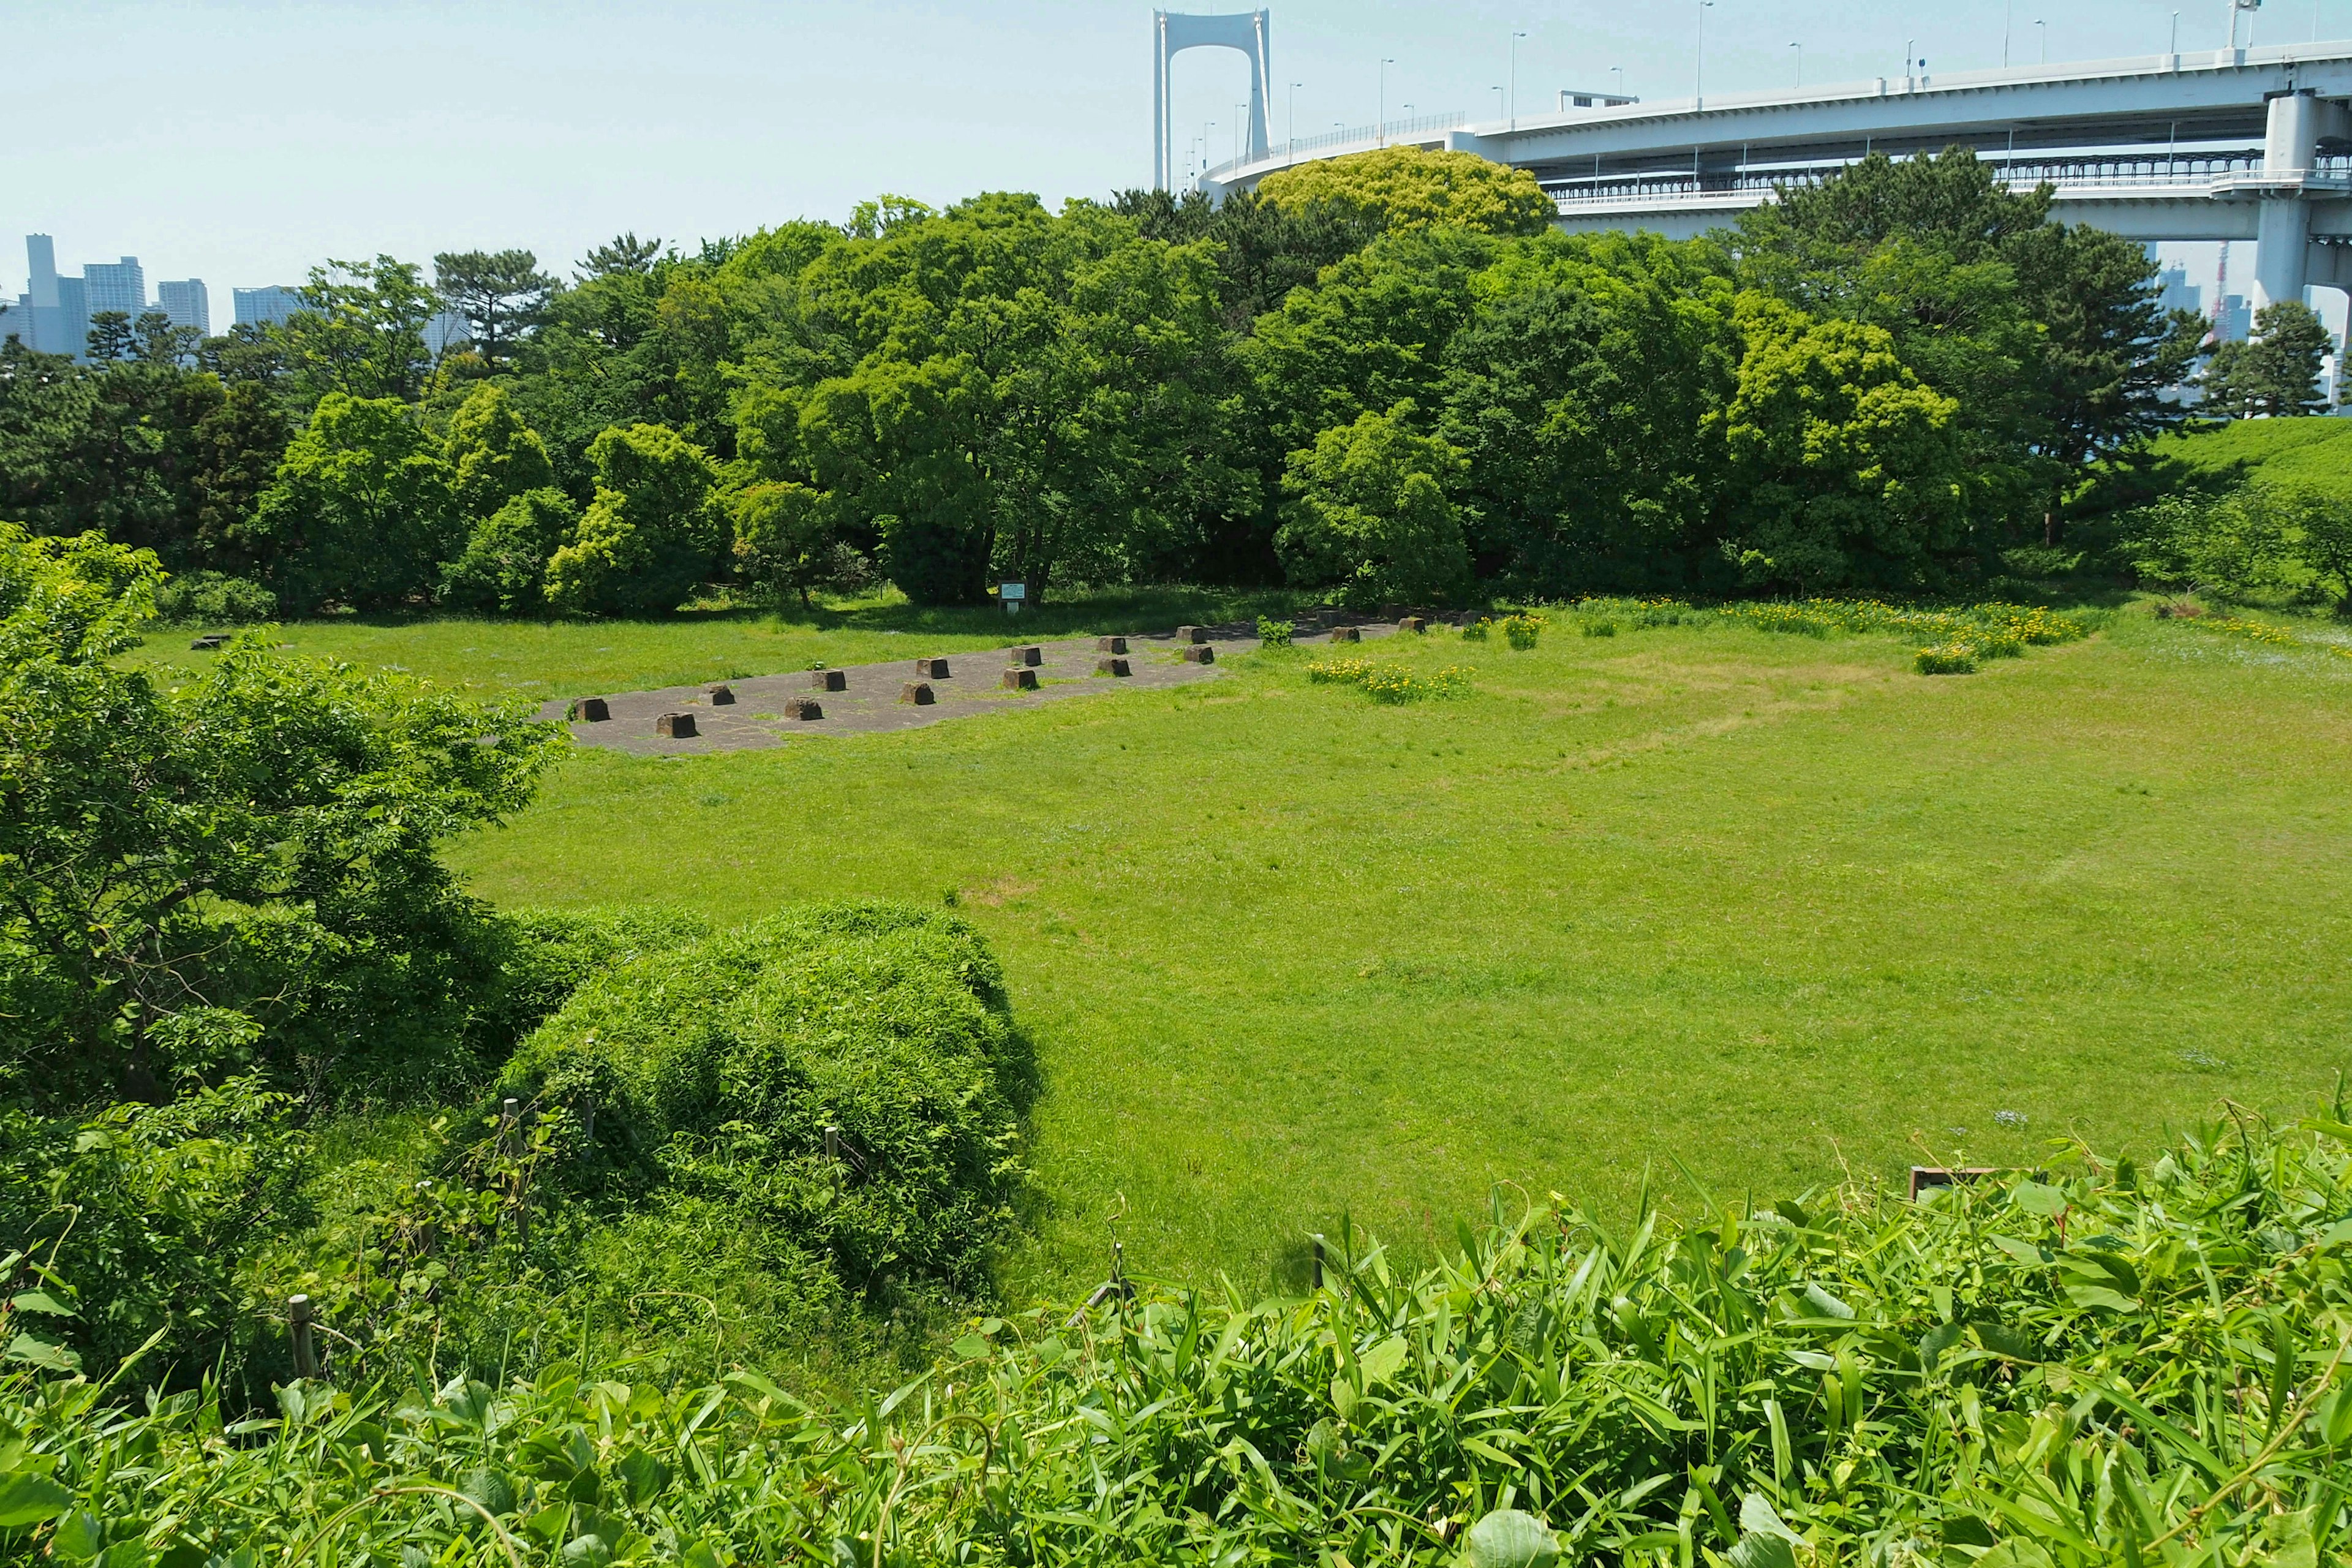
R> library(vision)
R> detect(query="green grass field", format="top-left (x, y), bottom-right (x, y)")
top-left (424, 605), bottom-right (2352, 1305)
top-left (121, 587), bottom-right (1302, 700)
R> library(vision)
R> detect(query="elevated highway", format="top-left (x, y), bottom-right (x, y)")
top-left (1201, 42), bottom-right (2352, 307)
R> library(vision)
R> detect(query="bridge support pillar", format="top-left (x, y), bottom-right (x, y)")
top-left (2256, 196), bottom-right (2314, 312)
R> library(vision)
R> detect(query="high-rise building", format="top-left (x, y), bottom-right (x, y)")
top-left (156, 279), bottom-right (210, 336)
top-left (233, 285), bottom-right (303, 328)
top-left (423, 309), bottom-right (472, 358)
top-left (83, 257), bottom-right (145, 320)
top-left (2156, 262), bottom-right (2203, 318)
top-left (8, 234), bottom-right (75, 356)
top-left (2215, 294), bottom-right (2253, 344)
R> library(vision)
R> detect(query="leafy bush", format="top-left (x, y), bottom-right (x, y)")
top-left (462, 905), bottom-right (715, 1065)
top-left (1501, 613), bottom-right (1542, 649)
top-left (0, 527), bottom-right (565, 1107)
top-left (11, 1112), bottom-right (2352, 1567)
top-left (1915, 644), bottom-right (1978, 675)
top-left (1256, 615), bottom-right (1295, 647)
top-left (1581, 618), bottom-right (1618, 638)
top-left (544, 423), bottom-right (724, 615)
top-left (1461, 617), bottom-right (1491, 641)
top-left (440, 487), bottom-right (579, 614)
top-left (152, 570), bottom-right (276, 624)
top-left (0, 1079), bottom-right (311, 1387)
top-left (1306, 657), bottom-right (1474, 703)
top-left (1278, 406), bottom-right (1474, 609)
top-left (500, 901), bottom-right (1029, 1295)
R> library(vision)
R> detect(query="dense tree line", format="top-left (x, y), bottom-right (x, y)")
top-left (1, 148), bottom-right (2225, 614)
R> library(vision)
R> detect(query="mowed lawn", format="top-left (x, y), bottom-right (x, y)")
top-left (441, 611), bottom-right (2352, 1302)
top-left (120, 587), bottom-right (1299, 701)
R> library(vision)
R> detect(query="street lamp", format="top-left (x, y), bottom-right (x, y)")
top-left (2005, 0), bottom-right (2014, 67)
top-left (1612, 66), bottom-right (1626, 97)
top-left (1379, 57), bottom-right (1396, 145)
top-left (2037, 18), bottom-right (2048, 63)
top-left (1696, 1), bottom-right (1714, 109)
top-left (1510, 30), bottom-right (1528, 129)
top-left (1907, 36), bottom-right (1915, 86)
top-left (1791, 42), bottom-right (1803, 87)
top-left (1491, 85), bottom-right (1504, 118)
top-left (1289, 80), bottom-right (1302, 153)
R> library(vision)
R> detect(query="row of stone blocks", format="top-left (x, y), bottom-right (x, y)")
top-left (567, 632), bottom-right (1216, 738)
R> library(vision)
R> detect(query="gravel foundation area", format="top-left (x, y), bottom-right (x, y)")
top-left (538, 617), bottom-right (1406, 756)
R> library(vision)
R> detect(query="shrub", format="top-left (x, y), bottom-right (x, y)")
top-left (500, 901), bottom-right (1028, 1294)
top-left (1277, 405), bottom-right (1474, 609)
top-left (1306, 657), bottom-right (1474, 703)
top-left (0, 1079), bottom-right (311, 1389)
top-left (462, 905), bottom-right (714, 1065)
top-left (1461, 617), bottom-right (1491, 641)
top-left (1256, 616), bottom-right (1295, 646)
top-left (11, 1113), bottom-right (2352, 1568)
top-left (243, 393), bottom-right (459, 616)
top-left (544, 423), bottom-right (725, 615)
top-left (153, 570), bottom-right (277, 624)
top-left (1915, 644), bottom-right (1978, 674)
top-left (1580, 618), bottom-right (1617, 638)
top-left (439, 486), bottom-right (578, 614)
top-left (1501, 613), bottom-right (1542, 649)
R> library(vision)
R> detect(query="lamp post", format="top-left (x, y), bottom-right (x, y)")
top-left (1491, 85), bottom-right (1504, 118)
top-left (1907, 36), bottom-right (1915, 86)
top-left (2037, 19), bottom-right (2048, 62)
top-left (1379, 57), bottom-right (1396, 145)
top-left (1289, 80), bottom-right (1302, 154)
top-left (1791, 42), bottom-right (1803, 87)
top-left (1510, 30), bottom-right (1527, 129)
top-left (1695, 0), bottom-right (1714, 109)
top-left (1612, 66), bottom-right (1625, 97)
top-left (2005, 0), bottom-right (2014, 67)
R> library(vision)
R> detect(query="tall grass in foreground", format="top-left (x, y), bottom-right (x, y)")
top-left (7, 1107), bottom-right (2350, 1566)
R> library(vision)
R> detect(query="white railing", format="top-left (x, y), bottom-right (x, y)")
top-left (1204, 110), bottom-right (1467, 184)
top-left (1547, 152), bottom-right (2352, 212)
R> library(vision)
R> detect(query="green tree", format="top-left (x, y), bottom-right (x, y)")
top-left (186, 380), bottom-right (291, 570)
top-left (544, 422), bottom-right (722, 614)
top-left (0, 525), bottom-right (562, 1106)
top-left (86, 312), bottom-right (138, 364)
top-left (730, 481), bottom-right (837, 607)
top-left (2202, 300), bottom-right (2334, 417)
top-left (0, 341), bottom-right (227, 565)
top-left (1736, 149), bottom-right (2203, 552)
top-left (279, 255), bottom-right (440, 404)
top-left (243, 393), bottom-right (458, 613)
top-left (1277, 404), bottom-right (1472, 606)
top-left (443, 382), bottom-right (556, 522)
top-left (133, 311), bottom-right (200, 368)
top-left (580, 232), bottom-right (666, 276)
top-left (1111, 186), bottom-right (1386, 330)
top-left (441, 486), bottom-right (578, 614)
top-left (1437, 230), bottom-right (1737, 594)
top-left (434, 249), bottom-right (556, 371)
top-left (1257, 146), bottom-right (1555, 236)
top-left (1716, 294), bottom-right (1970, 590)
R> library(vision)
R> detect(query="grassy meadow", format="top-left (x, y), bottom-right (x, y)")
top-left (385, 601), bottom-right (2352, 1305)
top-left (121, 587), bottom-right (1302, 699)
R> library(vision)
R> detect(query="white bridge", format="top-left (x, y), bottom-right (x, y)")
top-left (1200, 41), bottom-right (2352, 309)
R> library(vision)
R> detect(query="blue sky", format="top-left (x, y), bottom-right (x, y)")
top-left (4, 0), bottom-right (2345, 303)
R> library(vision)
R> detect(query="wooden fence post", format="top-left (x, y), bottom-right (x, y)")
top-left (288, 1294), bottom-right (318, 1378)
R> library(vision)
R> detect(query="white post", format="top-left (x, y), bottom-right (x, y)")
top-left (2256, 91), bottom-right (2318, 312)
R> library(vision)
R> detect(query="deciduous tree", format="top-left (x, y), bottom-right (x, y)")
top-left (1277, 404), bottom-right (1472, 606)
top-left (543, 422), bottom-right (722, 614)
top-left (243, 393), bottom-right (457, 612)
